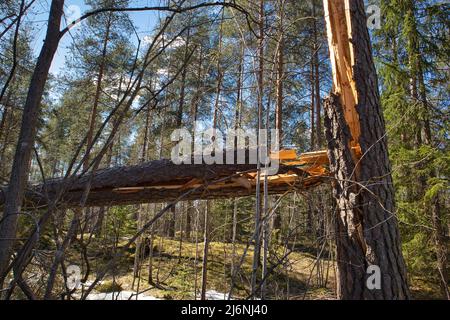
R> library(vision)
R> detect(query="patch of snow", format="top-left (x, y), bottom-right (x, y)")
top-left (198, 290), bottom-right (233, 300)
top-left (83, 290), bottom-right (160, 300)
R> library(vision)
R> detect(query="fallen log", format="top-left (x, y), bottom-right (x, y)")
top-left (0, 150), bottom-right (330, 208)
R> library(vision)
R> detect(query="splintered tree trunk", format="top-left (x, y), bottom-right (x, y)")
top-left (323, 0), bottom-right (410, 299)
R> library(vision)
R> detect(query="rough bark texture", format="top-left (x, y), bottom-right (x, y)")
top-left (323, 0), bottom-right (410, 299)
top-left (0, 157), bottom-right (321, 208)
top-left (0, 0), bottom-right (65, 284)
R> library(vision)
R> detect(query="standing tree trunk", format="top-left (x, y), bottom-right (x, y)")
top-left (275, 1), bottom-right (284, 149)
top-left (0, 0), bottom-right (65, 285)
top-left (185, 203), bottom-right (192, 240)
top-left (200, 202), bottom-right (210, 300)
top-left (323, 0), bottom-right (410, 299)
top-left (312, 0), bottom-right (322, 148)
top-left (168, 205), bottom-right (176, 238)
top-left (430, 193), bottom-right (450, 300)
top-left (251, 0), bottom-right (265, 299)
top-left (310, 57), bottom-right (316, 150)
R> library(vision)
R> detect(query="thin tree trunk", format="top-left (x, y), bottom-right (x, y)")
top-left (275, 3), bottom-right (284, 148)
top-left (176, 27), bottom-right (190, 128)
top-left (430, 193), bottom-right (450, 300)
top-left (147, 209), bottom-right (155, 285)
top-left (200, 201), bottom-right (210, 300)
top-left (193, 203), bottom-right (200, 299)
top-left (44, 208), bottom-right (81, 299)
top-left (231, 198), bottom-right (238, 281)
top-left (132, 209), bottom-right (144, 289)
top-left (310, 57), bottom-right (316, 150)
top-left (251, 0), bottom-right (265, 299)
top-left (312, 0), bottom-right (322, 148)
top-left (168, 205), bottom-right (176, 238)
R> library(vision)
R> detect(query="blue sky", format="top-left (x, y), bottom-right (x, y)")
top-left (29, 0), bottom-right (161, 75)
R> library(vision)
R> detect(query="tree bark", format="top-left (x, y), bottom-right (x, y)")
top-left (251, 0), bottom-right (265, 298)
top-left (310, 57), bottom-right (316, 150)
top-left (200, 201), bottom-right (209, 300)
top-left (323, 0), bottom-right (410, 300)
top-left (0, 0), bottom-right (65, 285)
top-left (1, 157), bottom-right (320, 208)
top-left (312, 0), bottom-right (322, 147)
top-left (430, 193), bottom-right (450, 299)
top-left (275, 3), bottom-right (284, 148)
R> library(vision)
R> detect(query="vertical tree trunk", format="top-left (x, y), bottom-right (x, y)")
top-left (132, 209), bottom-right (144, 289)
top-left (185, 203), bottom-right (192, 240)
top-left (176, 27), bottom-right (190, 129)
top-left (0, 0), bottom-right (65, 285)
top-left (310, 57), bottom-right (316, 150)
top-left (231, 199), bottom-right (238, 279)
top-left (212, 9), bottom-right (225, 131)
top-left (312, 0), bottom-right (322, 147)
top-left (235, 43), bottom-right (244, 137)
top-left (251, 0), bottom-right (265, 299)
top-left (430, 193), bottom-right (450, 300)
top-left (323, 0), bottom-right (410, 299)
top-left (200, 202), bottom-right (210, 300)
top-left (275, 2), bottom-right (284, 148)
top-left (168, 205), bottom-right (176, 238)
top-left (147, 218), bottom-right (155, 285)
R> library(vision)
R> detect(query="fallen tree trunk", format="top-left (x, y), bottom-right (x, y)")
top-left (0, 157), bottom-right (325, 208)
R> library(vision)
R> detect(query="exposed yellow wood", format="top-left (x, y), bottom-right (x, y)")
top-left (270, 149), bottom-right (298, 160)
top-left (112, 146), bottom-right (363, 196)
top-left (323, 0), bottom-right (361, 146)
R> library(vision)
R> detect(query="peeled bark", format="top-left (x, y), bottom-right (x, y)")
top-left (323, 0), bottom-right (410, 299)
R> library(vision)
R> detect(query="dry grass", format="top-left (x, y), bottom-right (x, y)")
top-left (87, 237), bottom-right (337, 300)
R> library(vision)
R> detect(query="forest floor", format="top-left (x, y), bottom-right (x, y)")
top-left (75, 236), bottom-right (337, 300)
top-left (62, 236), bottom-right (444, 300)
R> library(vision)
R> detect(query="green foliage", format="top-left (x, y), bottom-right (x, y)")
top-left (376, 0), bottom-right (449, 292)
